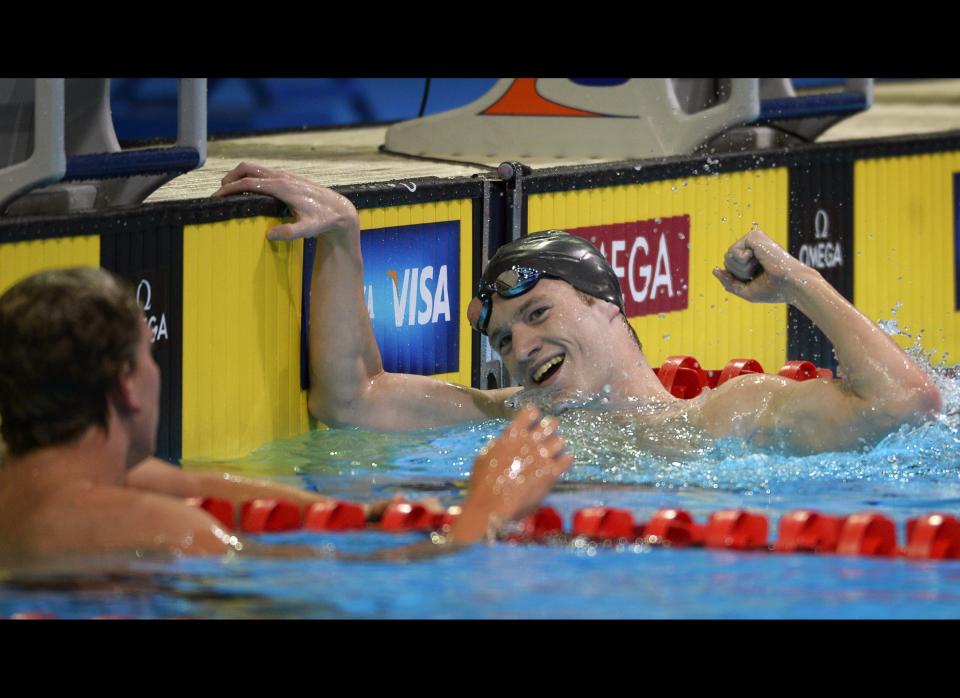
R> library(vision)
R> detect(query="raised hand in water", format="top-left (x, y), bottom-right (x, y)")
top-left (450, 405), bottom-right (574, 544)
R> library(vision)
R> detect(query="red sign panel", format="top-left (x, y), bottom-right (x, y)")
top-left (569, 216), bottom-right (690, 317)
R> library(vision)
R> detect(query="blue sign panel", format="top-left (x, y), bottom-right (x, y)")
top-left (361, 221), bottom-right (460, 375)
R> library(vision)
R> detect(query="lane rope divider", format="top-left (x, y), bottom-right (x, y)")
top-left (188, 498), bottom-right (960, 562)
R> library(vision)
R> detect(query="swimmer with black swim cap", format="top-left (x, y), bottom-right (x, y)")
top-left (217, 162), bottom-right (942, 454)
top-left (465, 229), bottom-right (658, 404)
top-left (470, 230), bottom-right (626, 334)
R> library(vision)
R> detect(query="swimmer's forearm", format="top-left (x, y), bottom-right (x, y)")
top-left (187, 470), bottom-right (336, 510)
top-left (129, 459), bottom-right (335, 511)
top-left (784, 268), bottom-right (940, 408)
top-left (307, 223), bottom-right (386, 421)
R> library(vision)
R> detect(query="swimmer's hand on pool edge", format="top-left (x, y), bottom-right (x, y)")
top-left (212, 162), bottom-right (360, 242)
top-left (447, 404), bottom-right (574, 546)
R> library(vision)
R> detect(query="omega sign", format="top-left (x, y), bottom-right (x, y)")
top-left (798, 209), bottom-right (843, 270)
top-left (136, 277), bottom-right (168, 343)
top-left (569, 216), bottom-right (690, 317)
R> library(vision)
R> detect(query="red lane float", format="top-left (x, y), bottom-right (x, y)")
top-left (656, 356), bottom-right (709, 399)
top-left (642, 509), bottom-right (703, 547)
top-left (572, 507), bottom-right (635, 539)
top-left (518, 507), bottom-right (564, 538)
top-left (905, 514), bottom-right (960, 560)
top-left (778, 360), bottom-right (819, 382)
top-left (704, 510), bottom-right (769, 550)
top-left (225, 498), bottom-right (960, 565)
top-left (240, 499), bottom-right (302, 533)
top-left (836, 513), bottom-right (898, 557)
top-left (656, 355), bottom-right (832, 399)
top-left (185, 497), bottom-right (235, 530)
top-left (717, 358), bottom-right (764, 387)
top-left (303, 501), bottom-right (366, 531)
top-left (380, 501), bottom-right (436, 531)
top-left (773, 511), bottom-right (846, 553)
top-left (432, 508), bottom-right (461, 532)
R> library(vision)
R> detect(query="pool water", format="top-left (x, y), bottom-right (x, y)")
top-left (3, 345), bottom-right (960, 618)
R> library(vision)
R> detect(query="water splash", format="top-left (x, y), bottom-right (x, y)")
top-left (220, 333), bottom-right (960, 521)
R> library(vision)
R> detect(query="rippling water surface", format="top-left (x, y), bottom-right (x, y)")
top-left (3, 345), bottom-right (960, 619)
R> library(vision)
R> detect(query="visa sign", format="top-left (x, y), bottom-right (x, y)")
top-left (569, 216), bottom-right (690, 317)
top-left (361, 221), bottom-right (460, 375)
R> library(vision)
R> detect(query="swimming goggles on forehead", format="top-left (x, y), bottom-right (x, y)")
top-left (472, 266), bottom-right (552, 335)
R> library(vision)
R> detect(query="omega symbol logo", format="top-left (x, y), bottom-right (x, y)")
top-left (137, 278), bottom-right (168, 343)
top-left (814, 209), bottom-right (830, 240)
top-left (799, 209), bottom-right (843, 270)
top-left (136, 279), bottom-right (152, 311)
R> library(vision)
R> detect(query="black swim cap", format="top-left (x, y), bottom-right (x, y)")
top-left (479, 230), bottom-right (625, 312)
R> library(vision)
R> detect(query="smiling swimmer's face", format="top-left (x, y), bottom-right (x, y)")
top-left (480, 278), bottom-right (623, 400)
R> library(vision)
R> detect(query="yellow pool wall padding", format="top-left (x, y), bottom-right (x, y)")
top-left (854, 151), bottom-right (960, 365)
top-left (182, 200), bottom-right (473, 461)
top-left (527, 169), bottom-right (790, 372)
top-left (182, 216), bottom-right (308, 461)
top-left (0, 235), bottom-right (100, 296)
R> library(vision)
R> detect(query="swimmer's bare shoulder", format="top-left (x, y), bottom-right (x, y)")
top-left (690, 371), bottom-right (903, 453)
top-left (5, 485), bottom-right (233, 556)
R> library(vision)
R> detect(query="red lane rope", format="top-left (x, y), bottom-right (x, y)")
top-left (190, 498), bottom-right (960, 563)
top-left (655, 355), bottom-right (835, 399)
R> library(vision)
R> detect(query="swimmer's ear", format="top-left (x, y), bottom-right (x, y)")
top-left (111, 364), bottom-right (141, 415)
top-left (602, 300), bottom-right (621, 321)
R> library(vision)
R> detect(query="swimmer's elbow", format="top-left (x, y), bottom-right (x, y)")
top-left (308, 393), bottom-right (355, 428)
top-left (905, 380), bottom-right (942, 419)
top-left (308, 386), bottom-right (378, 428)
top-left (308, 371), bottom-right (396, 428)
top-left (879, 378), bottom-right (942, 426)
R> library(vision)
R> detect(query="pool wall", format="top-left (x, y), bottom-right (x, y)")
top-left (1, 130), bottom-right (958, 461)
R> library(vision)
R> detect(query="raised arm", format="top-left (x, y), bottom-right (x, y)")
top-left (708, 228), bottom-right (941, 452)
top-left (214, 163), bottom-right (516, 430)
